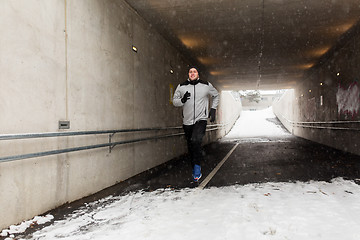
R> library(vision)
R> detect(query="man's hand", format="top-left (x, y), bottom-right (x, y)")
top-left (181, 91), bottom-right (191, 103)
top-left (209, 108), bottom-right (216, 123)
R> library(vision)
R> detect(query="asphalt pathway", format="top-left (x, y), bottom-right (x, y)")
top-left (140, 134), bottom-right (360, 190)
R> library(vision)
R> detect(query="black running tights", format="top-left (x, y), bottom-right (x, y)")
top-left (183, 120), bottom-right (207, 167)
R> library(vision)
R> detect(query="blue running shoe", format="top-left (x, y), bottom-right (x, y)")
top-left (193, 164), bottom-right (202, 182)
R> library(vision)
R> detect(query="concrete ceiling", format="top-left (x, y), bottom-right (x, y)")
top-left (125, 0), bottom-right (360, 90)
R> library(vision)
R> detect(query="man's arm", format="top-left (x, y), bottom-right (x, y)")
top-left (209, 82), bottom-right (219, 109)
top-left (173, 84), bottom-right (184, 107)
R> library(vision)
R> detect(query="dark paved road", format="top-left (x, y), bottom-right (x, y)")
top-left (138, 135), bottom-right (360, 190)
top-left (208, 136), bottom-right (360, 187)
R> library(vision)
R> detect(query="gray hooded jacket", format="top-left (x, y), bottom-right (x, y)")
top-left (173, 79), bottom-right (219, 125)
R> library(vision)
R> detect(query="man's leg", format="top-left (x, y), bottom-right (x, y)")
top-left (191, 120), bottom-right (207, 165)
top-left (191, 120), bottom-right (207, 181)
top-left (183, 124), bottom-right (194, 168)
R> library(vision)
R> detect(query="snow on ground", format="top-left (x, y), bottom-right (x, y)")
top-left (3, 108), bottom-right (360, 239)
top-left (12, 179), bottom-right (360, 240)
top-left (224, 107), bottom-right (290, 139)
top-left (1, 215), bottom-right (53, 239)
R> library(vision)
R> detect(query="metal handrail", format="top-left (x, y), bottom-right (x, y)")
top-left (276, 113), bottom-right (360, 131)
top-left (0, 124), bottom-right (225, 163)
top-left (0, 126), bottom-right (184, 141)
top-left (0, 132), bottom-right (184, 163)
top-left (295, 120), bottom-right (360, 124)
top-left (0, 124), bottom-right (227, 141)
top-left (293, 124), bottom-right (360, 131)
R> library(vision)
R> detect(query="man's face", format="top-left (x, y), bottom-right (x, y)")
top-left (188, 68), bottom-right (199, 81)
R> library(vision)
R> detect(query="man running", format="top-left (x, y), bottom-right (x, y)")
top-left (173, 66), bottom-right (219, 182)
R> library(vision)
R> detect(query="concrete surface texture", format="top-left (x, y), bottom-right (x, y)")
top-left (0, 1), bottom-right (240, 230)
top-left (273, 25), bottom-right (360, 156)
top-left (217, 91), bottom-right (243, 137)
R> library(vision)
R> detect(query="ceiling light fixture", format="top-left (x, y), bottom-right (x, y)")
top-left (210, 71), bottom-right (225, 76)
top-left (332, 22), bottom-right (355, 34)
top-left (179, 36), bottom-right (203, 48)
top-left (198, 57), bottom-right (217, 65)
top-left (132, 45), bottom-right (138, 52)
top-left (309, 47), bottom-right (330, 57)
top-left (298, 63), bottom-right (314, 69)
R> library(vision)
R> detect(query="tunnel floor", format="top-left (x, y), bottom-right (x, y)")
top-left (113, 135), bottom-right (360, 192)
top-left (3, 110), bottom-right (360, 239)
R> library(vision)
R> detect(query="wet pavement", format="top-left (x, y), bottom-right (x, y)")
top-left (3, 132), bottom-right (360, 239)
top-left (134, 135), bottom-right (360, 190)
top-left (211, 136), bottom-right (360, 187)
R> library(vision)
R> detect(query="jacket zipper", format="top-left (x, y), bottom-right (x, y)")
top-left (193, 84), bottom-right (196, 124)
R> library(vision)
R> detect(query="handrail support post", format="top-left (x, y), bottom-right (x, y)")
top-left (109, 133), bottom-right (116, 153)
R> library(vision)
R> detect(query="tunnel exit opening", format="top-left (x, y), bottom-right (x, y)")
top-left (221, 89), bottom-right (293, 141)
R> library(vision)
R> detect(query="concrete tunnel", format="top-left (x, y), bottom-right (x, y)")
top-left (0, 0), bottom-right (360, 231)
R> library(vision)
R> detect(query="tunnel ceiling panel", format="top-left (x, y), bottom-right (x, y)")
top-left (125, 0), bottom-right (360, 90)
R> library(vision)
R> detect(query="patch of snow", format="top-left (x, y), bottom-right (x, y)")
top-left (224, 107), bottom-right (290, 140)
top-left (1, 215), bottom-right (53, 238)
top-left (16, 178), bottom-right (360, 240)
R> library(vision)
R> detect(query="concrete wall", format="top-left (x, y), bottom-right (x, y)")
top-left (213, 91), bottom-right (242, 139)
top-left (0, 0), bottom-right (233, 230)
top-left (273, 23), bottom-right (360, 156)
top-left (273, 89), bottom-right (295, 133)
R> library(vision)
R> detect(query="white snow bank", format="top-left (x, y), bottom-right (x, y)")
top-left (18, 178), bottom-right (360, 240)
